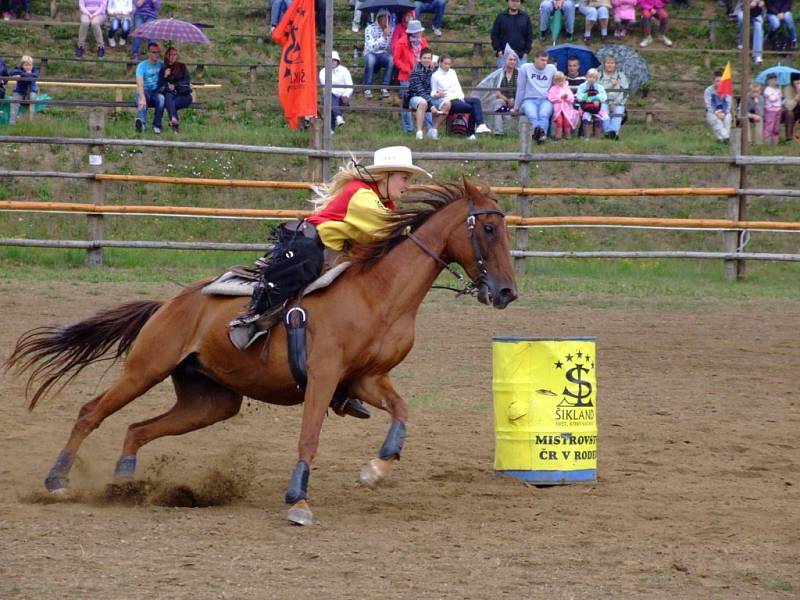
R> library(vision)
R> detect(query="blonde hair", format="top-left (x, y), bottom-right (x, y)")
top-left (553, 71), bottom-right (566, 84)
top-left (311, 160), bottom-right (389, 210)
top-left (21, 55), bottom-right (34, 66)
top-left (586, 68), bottom-right (599, 79)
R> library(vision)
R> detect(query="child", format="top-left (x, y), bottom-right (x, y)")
top-left (107, 0), bottom-right (133, 48)
top-left (547, 71), bottom-right (579, 140)
top-left (576, 68), bottom-right (608, 138)
top-left (9, 54), bottom-right (39, 124)
top-left (639, 0), bottom-right (672, 47)
top-left (763, 73), bottom-right (782, 144)
top-left (746, 81), bottom-right (765, 144)
top-left (612, 0), bottom-right (637, 37)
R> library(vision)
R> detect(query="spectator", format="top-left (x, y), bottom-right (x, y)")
top-left (598, 54), bottom-right (628, 139)
top-left (408, 47), bottom-right (449, 139)
top-left (1, 0), bottom-right (10, 20)
top-left (8, 55), bottom-right (38, 124)
top-left (392, 18), bottom-right (429, 134)
top-left (539, 0), bottom-right (576, 41)
top-left (576, 68), bottom-right (607, 138)
top-left (430, 54), bottom-right (492, 139)
top-left (565, 55), bottom-right (586, 96)
top-left (0, 57), bottom-right (8, 101)
top-left (349, 0), bottom-right (362, 33)
top-left (2, 0), bottom-right (30, 19)
top-left (107, 0), bottom-right (133, 48)
top-left (734, 0), bottom-right (765, 64)
top-left (547, 71), bottom-right (578, 139)
top-left (612, 0), bottom-right (637, 37)
top-left (131, 0), bottom-right (161, 60)
top-left (765, 0), bottom-right (798, 50)
top-left (491, 0), bottom-right (533, 69)
top-left (476, 44), bottom-right (520, 135)
top-left (134, 41), bottom-right (164, 133)
top-left (745, 81), bottom-right (765, 144)
top-left (579, 0), bottom-right (612, 43)
top-left (639, 0), bottom-right (672, 47)
top-left (783, 72), bottom-right (800, 141)
top-left (157, 46), bottom-right (192, 134)
top-left (319, 51), bottom-right (353, 134)
top-left (363, 9), bottom-right (394, 99)
top-left (514, 48), bottom-right (556, 143)
top-left (390, 9), bottom-right (416, 50)
top-left (763, 73), bottom-right (783, 144)
top-left (703, 67), bottom-right (732, 143)
top-left (414, 0), bottom-right (446, 36)
top-left (77, 0), bottom-right (108, 59)
top-left (270, 0), bottom-right (292, 35)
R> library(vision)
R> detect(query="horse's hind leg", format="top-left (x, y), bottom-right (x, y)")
top-left (113, 367), bottom-right (242, 481)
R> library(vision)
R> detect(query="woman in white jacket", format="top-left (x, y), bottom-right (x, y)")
top-left (430, 55), bottom-right (492, 139)
top-left (107, 0), bottom-right (133, 48)
top-left (318, 50), bottom-right (353, 134)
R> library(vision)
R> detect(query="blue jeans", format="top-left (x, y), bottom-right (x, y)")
top-left (271, 0), bottom-right (292, 27)
top-left (331, 94), bottom-right (348, 126)
top-left (160, 92), bottom-right (192, 121)
top-left (601, 103), bottom-right (625, 134)
top-left (735, 11), bottom-right (764, 58)
top-left (131, 13), bottom-right (157, 57)
top-left (539, 0), bottom-right (575, 34)
top-left (520, 97), bottom-right (552, 132)
top-left (136, 88), bottom-right (165, 129)
top-left (109, 17), bottom-right (132, 40)
top-left (414, 0), bottom-right (446, 29)
top-left (767, 10), bottom-right (798, 41)
top-left (400, 80), bottom-right (413, 132)
top-left (363, 52), bottom-right (393, 87)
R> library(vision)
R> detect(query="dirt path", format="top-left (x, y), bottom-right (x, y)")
top-left (1, 281), bottom-right (798, 599)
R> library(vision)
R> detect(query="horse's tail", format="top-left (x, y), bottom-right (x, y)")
top-left (4, 300), bottom-right (163, 410)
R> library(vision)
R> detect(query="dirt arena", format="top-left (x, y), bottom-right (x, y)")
top-left (1, 279), bottom-right (798, 599)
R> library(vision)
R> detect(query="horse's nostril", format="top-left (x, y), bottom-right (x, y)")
top-left (499, 288), bottom-right (518, 304)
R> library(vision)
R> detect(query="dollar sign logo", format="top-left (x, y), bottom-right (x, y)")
top-left (562, 364), bottom-right (593, 407)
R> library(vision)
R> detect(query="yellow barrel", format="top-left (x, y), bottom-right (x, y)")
top-left (493, 337), bottom-right (597, 484)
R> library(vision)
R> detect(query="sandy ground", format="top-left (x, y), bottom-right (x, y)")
top-left (1, 280), bottom-right (798, 599)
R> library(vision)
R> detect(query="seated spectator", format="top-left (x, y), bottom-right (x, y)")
top-left (9, 55), bottom-right (39, 124)
top-left (783, 72), bottom-right (800, 141)
top-left (390, 9), bottom-right (416, 49)
top-left (612, 0), bottom-right (637, 37)
top-left (598, 54), bottom-right (628, 140)
top-left (157, 46), bottom-right (192, 134)
top-left (319, 51), bottom-right (353, 134)
top-left (539, 0), bottom-right (576, 41)
top-left (513, 48), bottom-right (556, 143)
top-left (703, 67), bottom-right (732, 143)
top-left (2, 0), bottom-right (30, 20)
top-left (270, 0), bottom-right (292, 35)
top-left (491, 0), bottom-right (532, 69)
top-left (430, 54), bottom-right (492, 139)
top-left (565, 55), bottom-right (586, 97)
top-left (639, 0), bottom-right (672, 47)
top-left (131, 0), bottom-right (161, 61)
top-left (134, 42), bottom-right (164, 133)
top-left (745, 81), bottom-right (765, 144)
top-left (0, 57), bottom-right (8, 101)
top-left (734, 0), bottom-right (765, 64)
top-left (576, 68), bottom-right (608, 138)
top-left (763, 73), bottom-right (783, 144)
top-left (393, 18), bottom-right (429, 134)
top-left (580, 0), bottom-right (612, 43)
top-left (107, 0), bottom-right (133, 48)
top-left (414, 0), bottom-right (446, 36)
top-left (765, 0), bottom-right (798, 50)
top-left (547, 71), bottom-right (578, 139)
top-left (77, 0), bottom-right (107, 59)
top-left (363, 9), bottom-right (394, 99)
top-left (408, 47), bottom-right (449, 139)
top-left (476, 45), bottom-right (520, 135)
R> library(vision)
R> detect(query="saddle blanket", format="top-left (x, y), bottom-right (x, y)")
top-left (202, 261), bottom-right (352, 298)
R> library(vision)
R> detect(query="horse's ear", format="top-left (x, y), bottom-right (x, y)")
top-left (462, 177), bottom-right (485, 204)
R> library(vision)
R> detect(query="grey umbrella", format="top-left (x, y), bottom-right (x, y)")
top-left (596, 44), bottom-right (650, 93)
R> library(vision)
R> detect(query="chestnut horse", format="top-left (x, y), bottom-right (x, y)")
top-left (6, 180), bottom-right (518, 525)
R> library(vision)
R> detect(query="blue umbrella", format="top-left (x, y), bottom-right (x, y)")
top-left (755, 65), bottom-right (800, 86)
top-left (546, 43), bottom-right (599, 74)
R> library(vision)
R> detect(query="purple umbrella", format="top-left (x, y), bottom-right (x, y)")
top-left (131, 18), bottom-right (211, 44)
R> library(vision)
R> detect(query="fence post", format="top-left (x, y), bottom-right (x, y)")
top-left (515, 120), bottom-right (531, 275)
top-left (471, 42), bottom-right (481, 88)
top-left (723, 128), bottom-right (741, 281)
top-left (246, 65), bottom-right (257, 112)
top-left (308, 118), bottom-right (324, 185)
top-left (86, 110), bottom-right (105, 267)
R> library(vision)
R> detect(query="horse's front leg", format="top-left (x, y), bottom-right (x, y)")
top-left (348, 374), bottom-right (409, 487)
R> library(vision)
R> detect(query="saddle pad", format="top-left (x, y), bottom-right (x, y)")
top-left (202, 261), bottom-right (352, 298)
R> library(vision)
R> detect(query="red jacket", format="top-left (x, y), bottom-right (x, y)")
top-left (392, 34), bottom-right (429, 82)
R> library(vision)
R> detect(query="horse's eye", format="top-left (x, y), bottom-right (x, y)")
top-left (483, 224), bottom-right (494, 235)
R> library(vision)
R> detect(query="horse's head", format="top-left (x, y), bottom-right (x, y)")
top-left (444, 179), bottom-right (518, 309)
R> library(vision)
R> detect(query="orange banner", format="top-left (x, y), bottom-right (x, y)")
top-left (272, 0), bottom-right (318, 128)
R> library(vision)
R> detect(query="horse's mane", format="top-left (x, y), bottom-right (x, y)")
top-left (347, 182), bottom-right (466, 267)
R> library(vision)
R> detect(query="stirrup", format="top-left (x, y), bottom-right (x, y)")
top-left (330, 397), bottom-right (371, 419)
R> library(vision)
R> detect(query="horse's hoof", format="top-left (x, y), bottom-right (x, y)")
top-left (45, 475), bottom-right (70, 494)
top-left (359, 458), bottom-right (389, 487)
top-left (114, 454), bottom-right (137, 481)
top-left (287, 500), bottom-right (313, 526)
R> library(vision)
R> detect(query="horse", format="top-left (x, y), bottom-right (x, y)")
top-left (5, 180), bottom-right (518, 525)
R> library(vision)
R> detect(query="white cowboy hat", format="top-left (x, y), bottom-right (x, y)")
top-left (405, 19), bottom-right (425, 34)
top-left (365, 146), bottom-right (432, 178)
top-left (331, 50), bottom-right (341, 62)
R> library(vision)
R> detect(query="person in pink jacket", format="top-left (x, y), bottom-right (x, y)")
top-left (548, 71), bottom-right (579, 139)
top-left (612, 0), bottom-right (637, 37)
top-left (638, 0), bottom-right (672, 47)
top-left (77, 0), bottom-right (108, 58)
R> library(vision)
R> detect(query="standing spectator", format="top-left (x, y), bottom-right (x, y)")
top-left (392, 19), bottom-right (429, 134)
top-left (270, 0), bottom-right (292, 35)
top-left (2, 0), bottom-right (30, 19)
top-left (408, 47), bottom-right (449, 139)
top-left (734, 0), bottom-right (765, 64)
top-left (476, 45), bottom-right (520, 135)
top-left (765, 0), bottom-right (798, 50)
top-left (763, 73), bottom-right (783, 144)
top-left (639, 0), bottom-right (672, 46)
top-left (598, 54), bottom-right (628, 139)
top-left (514, 48), bottom-right (556, 143)
top-left (539, 0), bottom-right (576, 41)
top-left (783, 72), bottom-right (800, 141)
top-left (77, 0), bottom-right (108, 59)
top-left (575, 68), bottom-right (607, 138)
top-left (1, 0), bottom-right (11, 20)
top-left (547, 71), bottom-right (579, 139)
top-left (8, 55), bottom-right (38, 124)
top-left (745, 81), bottom-right (765, 144)
top-left (349, 0), bottom-right (362, 33)
top-left (703, 67), bottom-right (732, 143)
top-left (579, 0), bottom-right (612, 43)
top-left (107, 0), bottom-right (133, 48)
top-left (430, 54), bottom-right (492, 139)
top-left (134, 42), bottom-right (164, 133)
top-left (363, 9), bottom-right (394, 99)
top-left (157, 46), bottom-right (192, 134)
top-left (319, 51), bottom-right (353, 134)
top-left (491, 0), bottom-right (533, 69)
top-left (612, 0), bottom-right (637, 37)
top-left (414, 0), bottom-right (446, 36)
top-left (131, 0), bottom-right (161, 60)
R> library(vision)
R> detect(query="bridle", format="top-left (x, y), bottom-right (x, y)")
top-left (407, 199), bottom-right (505, 297)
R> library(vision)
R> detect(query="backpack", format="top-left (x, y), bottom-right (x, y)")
top-left (447, 112), bottom-right (470, 136)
